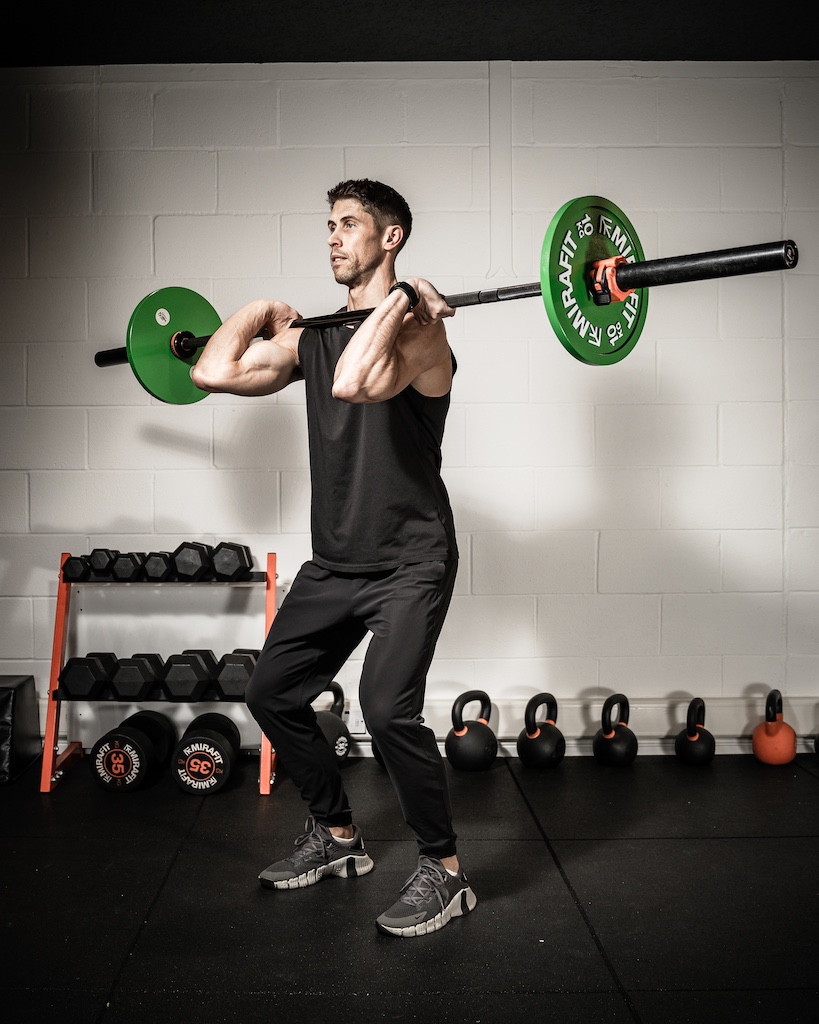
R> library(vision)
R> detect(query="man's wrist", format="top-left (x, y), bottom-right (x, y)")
top-left (389, 281), bottom-right (419, 310)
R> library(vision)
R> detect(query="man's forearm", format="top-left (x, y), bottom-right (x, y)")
top-left (331, 289), bottom-right (411, 403)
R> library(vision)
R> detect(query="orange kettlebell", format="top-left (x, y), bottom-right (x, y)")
top-left (752, 689), bottom-right (796, 765)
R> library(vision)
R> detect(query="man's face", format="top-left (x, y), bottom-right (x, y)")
top-left (327, 198), bottom-right (388, 287)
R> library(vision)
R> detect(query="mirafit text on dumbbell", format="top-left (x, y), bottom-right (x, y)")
top-left (175, 739), bottom-right (228, 791)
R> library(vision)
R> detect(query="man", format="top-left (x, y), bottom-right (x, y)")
top-left (192, 179), bottom-right (476, 937)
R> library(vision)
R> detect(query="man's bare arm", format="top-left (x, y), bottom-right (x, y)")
top-left (191, 300), bottom-right (303, 397)
top-left (332, 279), bottom-right (454, 404)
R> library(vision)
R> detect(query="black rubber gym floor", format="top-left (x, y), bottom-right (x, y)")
top-left (3, 752), bottom-right (818, 1023)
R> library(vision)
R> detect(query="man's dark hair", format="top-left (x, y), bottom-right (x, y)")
top-left (327, 179), bottom-right (412, 251)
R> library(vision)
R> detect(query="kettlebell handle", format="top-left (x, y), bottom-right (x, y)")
top-left (524, 692), bottom-right (559, 739)
top-left (601, 693), bottom-right (630, 738)
top-left (324, 681), bottom-right (345, 719)
top-left (765, 688), bottom-right (783, 722)
top-left (685, 697), bottom-right (706, 740)
top-left (452, 690), bottom-right (493, 735)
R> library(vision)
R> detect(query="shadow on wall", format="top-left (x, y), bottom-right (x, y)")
top-left (445, 327), bottom-right (786, 723)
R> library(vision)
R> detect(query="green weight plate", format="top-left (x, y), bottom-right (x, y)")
top-left (126, 287), bottom-right (221, 404)
top-left (541, 196), bottom-right (648, 366)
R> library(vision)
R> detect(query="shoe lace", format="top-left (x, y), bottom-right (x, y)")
top-left (290, 819), bottom-right (329, 863)
top-left (398, 858), bottom-right (448, 909)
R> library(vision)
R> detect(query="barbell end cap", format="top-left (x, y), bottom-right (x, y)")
top-left (784, 240), bottom-right (799, 269)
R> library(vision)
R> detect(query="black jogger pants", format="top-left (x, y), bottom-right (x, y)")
top-left (245, 558), bottom-right (459, 860)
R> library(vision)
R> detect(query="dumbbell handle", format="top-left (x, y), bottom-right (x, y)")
top-left (94, 239), bottom-right (797, 368)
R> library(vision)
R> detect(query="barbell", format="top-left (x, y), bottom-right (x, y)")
top-left (94, 194), bottom-right (799, 405)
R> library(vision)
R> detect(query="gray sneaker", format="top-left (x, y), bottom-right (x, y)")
top-left (376, 855), bottom-right (477, 937)
top-left (259, 817), bottom-right (374, 889)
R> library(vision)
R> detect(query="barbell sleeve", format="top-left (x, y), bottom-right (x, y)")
top-left (613, 239), bottom-right (798, 291)
top-left (94, 346), bottom-right (130, 367)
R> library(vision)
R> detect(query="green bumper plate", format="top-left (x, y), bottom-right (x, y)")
top-left (126, 287), bottom-right (221, 404)
top-left (541, 196), bottom-right (648, 366)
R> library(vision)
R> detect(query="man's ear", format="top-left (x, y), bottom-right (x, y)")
top-left (383, 224), bottom-right (404, 252)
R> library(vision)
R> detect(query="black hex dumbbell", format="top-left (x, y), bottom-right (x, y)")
top-left (87, 548), bottom-right (120, 579)
top-left (89, 710), bottom-right (176, 791)
top-left (171, 542), bottom-right (215, 582)
top-left (211, 542), bottom-right (253, 581)
top-left (58, 652), bottom-right (118, 699)
top-left (109, 653), bottom-right (165, 701)
top-left (61, 554), bottom-right (91, 582)
top-left (215, 649), bottom-right (258, 700)
top-left (171, 713), bottom-right (241, 794)
top-left (111, 552), bottom-right (147, 582)
top-left (161, 650), bottom-right (217, 701)
top-left (143, 551), bottom-right (175, 582)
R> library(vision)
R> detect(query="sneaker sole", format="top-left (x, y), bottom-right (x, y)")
top-left (376, 885), bottom-right (478, 937)
top-left (260, 852), bottom-right (374, 890)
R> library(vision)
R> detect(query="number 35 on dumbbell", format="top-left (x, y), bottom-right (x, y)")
top-left (171, 713), bottom-right (241, 794)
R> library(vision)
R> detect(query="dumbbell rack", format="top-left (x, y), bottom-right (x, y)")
top-left (40, 552), bottom-right (279, 796)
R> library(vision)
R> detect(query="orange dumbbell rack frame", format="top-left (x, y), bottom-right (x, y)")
top-left (40, 552), bottom-right (279, 795)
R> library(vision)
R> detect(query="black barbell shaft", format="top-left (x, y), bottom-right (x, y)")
top-left (92, 281), bottom-right (545, 367)
top-left (93, 239), bottom-right (797, 369)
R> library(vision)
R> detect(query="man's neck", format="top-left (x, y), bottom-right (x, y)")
top-left (346, 265), bottom-right (398, 312)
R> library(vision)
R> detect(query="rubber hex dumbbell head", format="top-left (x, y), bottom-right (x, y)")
top-left (143, 551), bottom-right (174, 582)
top-left (215, 651), bottom-right (256, 700)
top-left (61, 555), bottom-right (91, 582)
top-left (172, 713), bottom-right (241, 793)
top-left (88, 548), bottom-right (120, 577)
top-left (172, 541), bottom-right (214, 582)
top-left (109, 653), bottom-right (164, 702)
top-left (58, 652), bottom-right (118, 699)
top-left (211, 542), bottom-right (253, 581)
top-left (161, 652), bottom-right (213, 701)
top-left (111, 552), bottom-right (147, 582)
top-left (182, 649), bottom-right (219, 677)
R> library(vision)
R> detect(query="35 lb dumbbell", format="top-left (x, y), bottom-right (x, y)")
top-left (171, 713), bottom-right (241, 793)
top-left (90, 710), bottom-right (176, 791)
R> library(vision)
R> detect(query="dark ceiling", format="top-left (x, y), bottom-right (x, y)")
top-left (4, 1), bottom-right (813, 66)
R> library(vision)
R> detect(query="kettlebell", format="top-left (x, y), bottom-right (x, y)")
top-left (752, 689), bottom-right (796, 765)
top-left (315, 681), bottom-right (351, 765)
top-left (445, 690), bottom-right (498, 771)
top-left (592, 693), bottom-right (638, 766)
top-left (516, 692), bottom-right (566, 768)
top-left (674, 697), bottom-right (716, 766)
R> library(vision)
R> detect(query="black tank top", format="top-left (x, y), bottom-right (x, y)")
top-left (298, 321), bottom-right (458, 572)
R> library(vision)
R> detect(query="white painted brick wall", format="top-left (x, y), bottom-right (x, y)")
top-left (2, 60), bottom-right (818, 747)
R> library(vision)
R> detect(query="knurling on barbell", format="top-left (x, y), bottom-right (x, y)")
top-left (94, 195), bottom-right (799, 403)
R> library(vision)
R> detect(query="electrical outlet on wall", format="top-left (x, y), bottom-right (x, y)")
top-left (344, 707), bottom-right (367, 734)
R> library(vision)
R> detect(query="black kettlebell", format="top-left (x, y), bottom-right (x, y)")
top-left (516, 692), bottom-right (566, 768)
top-left (592, 693), bottom-right (638, 766)
top-left (315, 681), bottom-right (351, 765)
top-left (445, 690), bottom-right (497, 771)
top-left (674, 697), bottom-right (716, 766)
